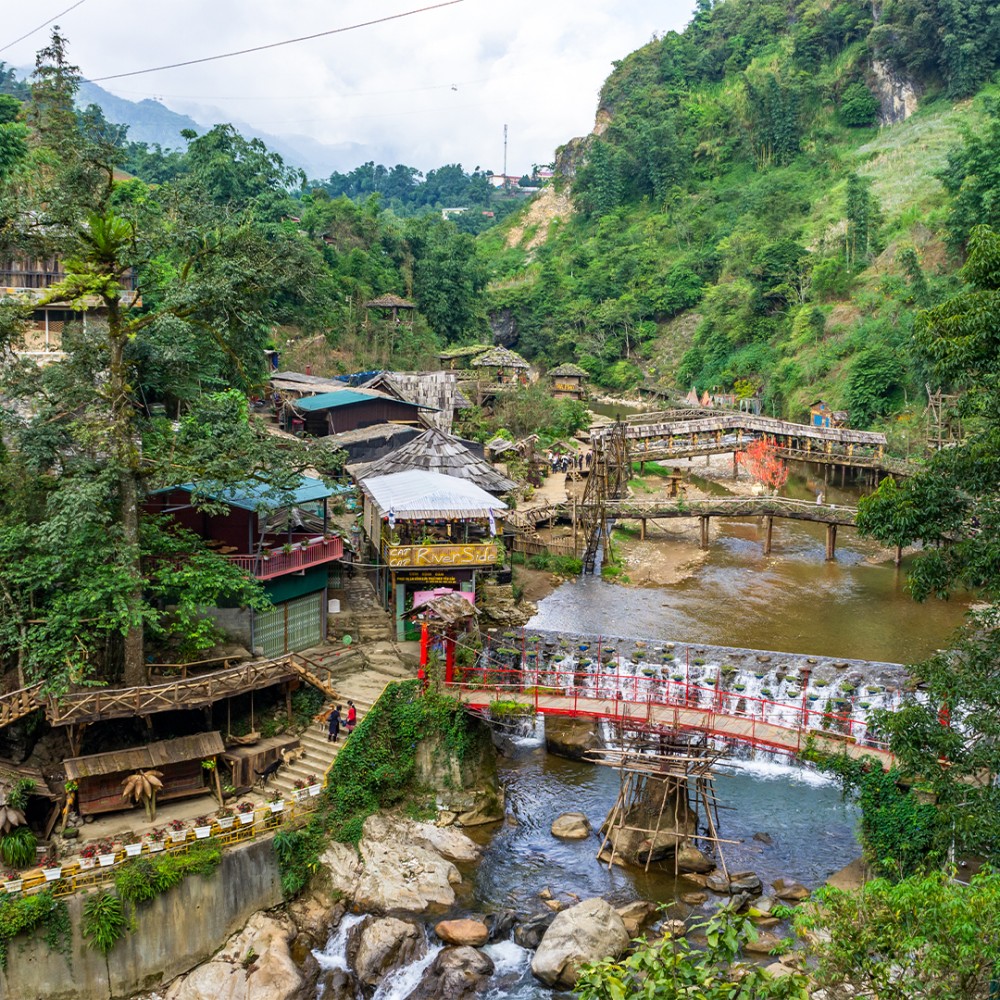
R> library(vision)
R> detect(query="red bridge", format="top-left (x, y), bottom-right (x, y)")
top-left (449, 658), bottom-right (894, 768)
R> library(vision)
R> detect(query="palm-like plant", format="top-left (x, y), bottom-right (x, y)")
top-left (121, 770), bottom-right (163, 821)
top-left (0, 803), bottom-right (26, 835)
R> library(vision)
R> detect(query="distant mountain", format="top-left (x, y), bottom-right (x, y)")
top-left (75, 80), bottom-right (361, 178)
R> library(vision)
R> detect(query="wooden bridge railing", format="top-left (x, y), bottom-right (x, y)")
top-left (0, 684), bottom-right (43, 727)
top-left (46, 658), bottom-right (297, 726)
top-left (603, 495), bottom-right (859, 526)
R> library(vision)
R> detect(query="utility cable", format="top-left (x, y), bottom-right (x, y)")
top-left (88, 1), bottom-right (465, 83)
top-left (0, 0), bottom-right (89, 54)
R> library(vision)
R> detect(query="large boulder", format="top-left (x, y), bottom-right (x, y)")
top-left (434, 918), bottom-right (490, 947)
top-left (772, 878), bottom-right (810, 902)
top-left (531, 898), bottom-right (630, 988)
top-left (351, 916), bottom-right (425, 987)
top-left (551, 812), bottom-right (591, 839)
top-left (545, 716), bottom-right (603, 760)
top-left (599, 784), bottom-right (697, 866)
top-left (407, 946), bottom-right (495, 1000)
top-left (166, 913), bottom-right (301, 1000)
top-left (676, 844), bottom-right (715, 874)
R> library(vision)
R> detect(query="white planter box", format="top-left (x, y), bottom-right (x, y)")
top-left (269, 801), bottom-right (284, 813)
top-left (239, 812), bottom-right (255, 826)
top-left (98, 854), bottom-right (116, 867)
top-left (79, 857), bottom-right (96, 870)
top-left (169, 830), bottom-right (188, 843)
top-left (217, 816), bottom-right (235, 830)
top-left (308, 783), bottom-right (322, 797)
top-left (293, 789), bottom-right (308, 804)
top-left (43, 868), bottom-right (62, 882)
top-left (147, 841), bottom-right (164, 853)
top-left (4, 880), bottom-right (22, 894)
top-left (125, 843), bottom-right (142, 857)
top-left (194, 826), bottom-right (211, 840)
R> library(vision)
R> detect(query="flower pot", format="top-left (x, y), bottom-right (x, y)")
top-left (79, 857), bottom-right (96, 870)
top-left (239, 812), bottom-right (255, 826)
top-left (217, 816), bottom-right (235, 830)
top-left (147, 841), bottom-right (164, 853)
top-left (269, 801), bottom-right (284, 813)
top-left (98, 853), bottom-right (116, 867)
top-left (308, 783), bottom-right (322, 797)
top-left (125, 843), bottom-right (142, 857)
top-left (4, 880), bottom-right (22, 894)
top-left (194, 826), bottom-right (211, 840)
top-left (43, 867), bottom-right (62, 882)
top-left (169, 830), bottom-right (188, 844)
top-left (293, 789), bottom-right (309, 804)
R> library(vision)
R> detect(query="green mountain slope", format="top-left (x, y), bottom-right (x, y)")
top-left (477, 0), bottom-right (1000, 430)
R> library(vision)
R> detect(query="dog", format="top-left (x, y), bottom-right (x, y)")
top-left (280, 746), bottom-right (306, 766)
top-left (254, 758), bottom-right (283, 789)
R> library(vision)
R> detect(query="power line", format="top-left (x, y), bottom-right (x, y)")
top-left (88, 1), bottom-right (466, 83)
top-left (0, 0), bottom-right (89, 55)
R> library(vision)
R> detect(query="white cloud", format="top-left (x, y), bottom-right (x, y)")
top-left (4, 0), bottom-right (693, 174)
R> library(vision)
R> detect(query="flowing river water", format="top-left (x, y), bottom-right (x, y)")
top-left (310, 457), bottom-right (970, 998)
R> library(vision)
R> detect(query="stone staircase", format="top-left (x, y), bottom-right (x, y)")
top-left (330, 575), bottom-right (394, 643)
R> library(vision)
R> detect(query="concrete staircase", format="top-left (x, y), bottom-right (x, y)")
top-left (329, 576), bottom-right (395, 643)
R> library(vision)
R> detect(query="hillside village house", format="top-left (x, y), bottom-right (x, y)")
top-left (147, 477), bottom-right (344, 657)
top-left (279, 388), bottom-right (430, 437)
top-left (809, 400), bottom-right (849, 428)
top-left (357, 469), bottom-right (508, 640)
top-left (547, 362), bottom-right (589, 400)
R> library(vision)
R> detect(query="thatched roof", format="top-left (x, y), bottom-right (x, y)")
top-left (349, 428), bottom-right (516, 495)
top-left (548, 363), bottom-right (589, 378)
top-left (363, 293), bottom-right (415, 310)
top-left (65, 732), bottom-right (225, 780)
top-left (469, 345), bottom-right (530, 369)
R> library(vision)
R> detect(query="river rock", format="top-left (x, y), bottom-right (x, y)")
top-left (676, 844), bottom-right (715, 874)
top-left (753, 832), bottom-right (774, 845)
top-left (407, 946), bottom-right (495, 1000)
top-left (544, 716), bottom-right (603, 760)
top-left (514, 912), bottom-right (556, 949)
top-left (319, 841), bottom-right (363, 900)
top-left (681, 891), bottom-right (708, 905)
top-left (352, 916), bottom-right (425, 987)
top-left (316, 967), bottom-right (358, 1000)
top-left (372, 815), bottom-right (482, 863)
top-left (489, 909), bottom-right (518, 941)
top-left (531, 898), bottom-right (630, 988)
top-left (166, 913), bottom-right (302, 1000)
top-left (772, 878), bottom-right (810, 902)
top-left (765, 961), bottom-right (795, 978)
top-left (744, 930), bottom-right (785, 956)
top-left (730, 872), bottom-right (763, 894)
top-left (352, 815), bottom-right (463, 913)
top-left (616, 900), bottom-right (659, 936)
top-left (551, 812), bottom-right (591, 839)
top-left (435, 918), bottom-right (490, 947)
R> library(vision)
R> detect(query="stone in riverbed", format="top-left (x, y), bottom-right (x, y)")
top-left (753, 832), bottom-right (774, 845)
top-left (676, 844), bottom-right (715, 874)
top-left (616, 900), bottom-right (659, 936)
top-left (551, 812), bottom-right (591, 839)
top-left (531, 898), bottom-right (630, 988)
top-left (772, 878), bottom-right (810, 902)
top-left (744, 930), bottom-right (785, 956)
top-left (407, 946), bottom-right (495, 1000)
top-left (681, 891), bottom-right (708, 905)
top-left (514, 912), bottom-right (556, 950)
top-left (351, 916), bottom-right (425, 987)
top-left (707, 871), bottom-right (763, 895)
top-left (434, 918), bottom-right (490, 947)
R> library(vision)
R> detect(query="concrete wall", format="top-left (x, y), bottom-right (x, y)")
top-left (0, 837), bottom-right (283, 1000)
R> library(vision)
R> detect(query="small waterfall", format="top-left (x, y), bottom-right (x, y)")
top-left (371, 942), bottom-right (443, 1000)
top-left (312, 912), bottom-right (365, 978)
top-left (483, 939), bottom-right (531, 977)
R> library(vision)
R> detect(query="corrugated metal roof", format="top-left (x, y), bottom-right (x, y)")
top-left (293, 389), bottom-right (428, 413)
top-left (359, 469), bottom-right (508, 519)
top-left (65, 732), bottom-right (225, 779)
top-left (166, 476), bottom-right (333, 512)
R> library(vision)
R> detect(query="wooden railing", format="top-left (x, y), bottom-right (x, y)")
top-left (0, 685), bottom-right (43, 727)
top-left (46, 659), bottom-right (297, 726)
top-left (226, 535), bottom-right (343, 580)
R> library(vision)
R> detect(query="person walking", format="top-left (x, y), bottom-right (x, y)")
top-left (327, 705), bottom-right (342, 742)
top-left (345, 700), bottom-right (357, 734)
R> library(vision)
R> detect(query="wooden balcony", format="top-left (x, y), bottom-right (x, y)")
top-left (227, 535), bottom-right (344, 580)
top-left (382, 540), bottom-right (498, 569)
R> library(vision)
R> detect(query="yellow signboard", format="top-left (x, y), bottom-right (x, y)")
top-left (386, 543), bottom-right (498, 568)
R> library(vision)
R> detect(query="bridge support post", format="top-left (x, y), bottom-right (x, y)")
top-left (699, 516), bottom-right (709, 550)
top-left (763, 516), bottom-right (773, 555)
top-left (894, 544), bottom-right (902, 567)
top-left (825, 523), bottom-right (838, 561)
top-left (640, 518), bottom-right (646, 541)
top-left (733, 453), bottom-right (739, 480)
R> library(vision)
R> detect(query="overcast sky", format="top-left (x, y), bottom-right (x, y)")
top-left (4, 0), bottom-right (693, 175)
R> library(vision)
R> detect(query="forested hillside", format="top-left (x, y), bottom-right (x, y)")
top-left (479, 0), bottom-right (1000, 428)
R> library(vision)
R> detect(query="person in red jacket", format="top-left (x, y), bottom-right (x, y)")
top-left (345, 700), bottom-right (357, 734)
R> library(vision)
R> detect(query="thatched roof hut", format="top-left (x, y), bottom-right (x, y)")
top-left (469, 345), bottom-right (530, 370)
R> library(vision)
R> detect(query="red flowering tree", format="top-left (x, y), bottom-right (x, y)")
top-left (736, 436), bottom-right (789, 493)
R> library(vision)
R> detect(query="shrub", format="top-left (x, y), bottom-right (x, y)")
top-left (839, 83), bottom-right (879, 126)
top-left (82, 892), bottom-right (128, 955)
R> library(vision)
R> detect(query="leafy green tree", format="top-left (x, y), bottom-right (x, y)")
top-left (844, 173), bottom-right (882, 272)
top-left (941, 99), bottom-right (1000, 249)
top-left (576, 908), bottom-right (808, 1000)
top-left (845, 346), bottom-right (905, 426)
top-left (839, 82), bottom-right (879, 126)
top-left (798, 871), bottom-right (1000, 1000)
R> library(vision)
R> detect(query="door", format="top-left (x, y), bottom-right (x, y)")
top-left (256, 591), bottom-right (324, 657)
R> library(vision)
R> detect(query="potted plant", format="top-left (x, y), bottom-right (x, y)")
top-left (269, 791), bottom-right (284, 813)
top-left (193, 816), bottom-right (212, 839)
top-left (4, 870), bottom-right (22, 894)
top-left (168, 818), bottom-right (188, 843)
top-left (237, 801), bottom-right (256, 826)
top-left (307, 775), bottom-right (321, 797)
top-left (146, 828), bottom-right (166, 853)
top-left (97, 840), bottom-right (116, 867)
top-left (216, 806), bottom-right (235, 830)
top-left (79, 843), bottom-right (98, 870)
top-left (42, 852), bottom-right (62, 881)
top-left (123, 832), bottom-right (142, 857)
